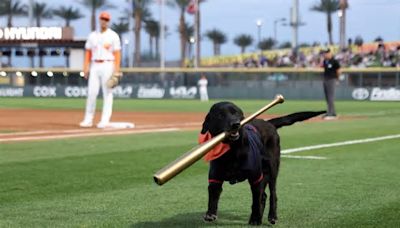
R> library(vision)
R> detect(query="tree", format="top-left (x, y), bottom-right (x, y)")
top-left (79, 0), bottom-right (113, 31)
top-left (170, 0), bottom-right (192, 67)
top-left (53, 6), bottom-right (84, 67)
top-left (0, 0), bottom-right (27, 67)
top-left (33, 1), bottom-right (52, 27)
top-left (33, 1), bottom-right (53, 67)
top-left (111, 20), bottom-right (129, 40)
top-left (144, 19), bottom-right (160, 59)
top-left (205, 28), bottom-right (227, 56)
top-left (0, 0), bottom-right (27, 27)
top-left (183, 22), bottom-right (194, 63)
top-left (354, 35), bottom-right (363, 47)
top-left (111, 20), bottom-right (129, 66)
top-left (299, 43), bottom-right (311, 48)
top-left (311, 0), bottom-right (340, 45)
top-left (53, 6), bottom-right (84, 27)
top-left (258, 38), bottom-right (276, 51)
top-left (374, 36), bottom-right (384, 43)
top-left (233, 34), bottom-right (253, 54)
top-left (279, 41), bottom-right (292, 49)
top-left (127, 0), bottom-right (152, 66)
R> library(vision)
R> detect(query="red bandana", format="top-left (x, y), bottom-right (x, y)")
top-left (198, 132), bottom-right (231, 161)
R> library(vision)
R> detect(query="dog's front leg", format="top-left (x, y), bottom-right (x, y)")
top-left (204, 182), bottom-right (223, 222)
top-left (249, 183), bottom-right (263, 225)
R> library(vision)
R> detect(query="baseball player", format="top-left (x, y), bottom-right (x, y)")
top-left (79, 11), bottom-right (122, 128)
top-left (198, 74), bottom-right (209, 101)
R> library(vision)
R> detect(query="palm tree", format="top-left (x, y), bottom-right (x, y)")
top-left (354, 36), bottom-right (363, 48)
top-left (144, 19), bottom-right (160, 59)
top-left (279, 41), bottom-right (292, 49)
top-left (170, 0), bottom-right (191, 67)
top-left (0, 0), bottom-right (27, 67)
top-left (183, 22), bottom-right (194, 62)
top-left (53, 6), bottom-right (84, 27)
top-left (191, 0), bottom-right (206, 67)
top-left (33, 1), bottom-right (52, 67)
top-left (0, 0), bottom-right (27, 27)
top-left (258, 38), bottom-right (276, 51)
top-left (374, 36), bottom-right (384, 43)
top-left (234, 34), bottom-right (253, 54)
top-left (311, 0), bottom-right (340, 45)
top-left (111, 20), bottom-right (129, 66)
top-left (33, 1), bottom-right (52, 27)
top-left (205, 28), bottom-right (227, 56)
top-left (127, 0), bottom-right (153, 67)
top-left (111, 20), bottom-right (129, 40)
top-left (53, 5), bottom-right (84, 68)
top-left (79, 0), bottom-right (113, 31)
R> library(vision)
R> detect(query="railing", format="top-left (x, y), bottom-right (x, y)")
top-left (1, 67), bottom-right (399, 88)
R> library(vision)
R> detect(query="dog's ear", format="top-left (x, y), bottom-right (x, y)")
top-left (201, 113), bottom-right (210, 134)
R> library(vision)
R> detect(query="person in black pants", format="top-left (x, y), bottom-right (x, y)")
top-left (322, 48), bottom-right (340, 120)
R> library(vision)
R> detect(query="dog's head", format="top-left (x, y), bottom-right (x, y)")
top-left (201, 102), bottom-right (244, 141)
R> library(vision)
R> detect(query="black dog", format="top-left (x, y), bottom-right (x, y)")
top-left (200, 101), bottom-right (324, 225)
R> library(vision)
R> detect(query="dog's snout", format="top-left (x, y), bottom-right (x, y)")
top-left (230, 122), bottom-right (240, 131)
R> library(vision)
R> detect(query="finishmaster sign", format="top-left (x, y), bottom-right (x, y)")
top-left (0, 27), bottom-right (73, 41)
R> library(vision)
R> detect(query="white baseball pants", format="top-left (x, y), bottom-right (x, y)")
top-left (82, 61), bottom-right (114, 124)
top-left (199, 87), bottom-right (209, 101)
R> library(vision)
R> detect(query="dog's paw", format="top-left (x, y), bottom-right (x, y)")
top-left (269, 219), bottom-right (276, 224)
top-left (268, 216), bottom-right (277, 225)
top-left (249, 216), bottom-right (262, 226)
top-left (203, 213), bottom-right (218, 222)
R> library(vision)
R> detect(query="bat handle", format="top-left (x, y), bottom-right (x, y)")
top-left (240, 94), bottom-right (284, 126)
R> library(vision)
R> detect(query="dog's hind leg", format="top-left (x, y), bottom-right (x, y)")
top-left (267, 162), bottom-right (279, 224)
top-left (260, 178), bottom-right (269, 218)
top-left (204, 182), bottom-right (223, 222)
top-left (249, 182), bottom-right (264, 225)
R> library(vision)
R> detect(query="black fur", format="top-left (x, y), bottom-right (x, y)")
top-left (201, 101), bottom-right (325, 225)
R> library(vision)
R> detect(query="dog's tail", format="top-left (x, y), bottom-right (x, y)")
top-left (267, 111), bottom-right (326, 129)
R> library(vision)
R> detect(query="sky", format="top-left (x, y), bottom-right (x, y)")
top-left (3, 0), bottom-right (400, 65)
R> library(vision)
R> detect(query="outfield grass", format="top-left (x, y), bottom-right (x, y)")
top-left (0, 99), bottom-right (399, 227)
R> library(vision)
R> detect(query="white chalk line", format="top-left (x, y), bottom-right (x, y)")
top-left (281, 155), bottom-right (327, 160)
top-left (281, 134), bottom-right (400, 160)
top-left (0, 128), bottom-right (180, 142)
top-left (0, 122), bottom-right (201, 137)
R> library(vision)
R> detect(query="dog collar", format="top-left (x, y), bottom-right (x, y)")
top-left (198, 131), bottom-right (231, 161)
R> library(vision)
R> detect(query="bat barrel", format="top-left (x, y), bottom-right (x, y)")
top-left (153, 94), bottom-right (285, 186)
top-left (153, 133), bottom-right (226, 185)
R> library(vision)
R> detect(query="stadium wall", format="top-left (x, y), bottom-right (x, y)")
top-left (0, 68), bottom-right (399, 101)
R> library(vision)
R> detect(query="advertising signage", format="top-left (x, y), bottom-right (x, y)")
top-left (0, 27), bottom-right (73, 41)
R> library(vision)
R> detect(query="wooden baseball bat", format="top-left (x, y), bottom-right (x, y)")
top-left (153, 94), bottom-right (285, 185)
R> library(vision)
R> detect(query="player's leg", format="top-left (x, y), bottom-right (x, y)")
top-left (80, 64), bottom-right (100, 127)
top-left (325, 79), bottom-right (336, 116)
top-left (97, 62), bottom-right (114, 128)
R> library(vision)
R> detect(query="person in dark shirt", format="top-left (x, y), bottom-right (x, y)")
top-left (322, 48), bottom-right (340, 120)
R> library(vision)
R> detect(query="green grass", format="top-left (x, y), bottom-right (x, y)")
top-left (0, 98), bottom-right (399, 227)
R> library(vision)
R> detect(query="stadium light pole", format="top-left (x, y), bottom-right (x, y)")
top-left (339, 0), bottom-right (348, 49)
top-left (194, 0), bottom-right (200, 68)
top-left (189, 36), bottom-right (195, 66)
top-left (274, 18), bottom-right (286, 44)
top-left (291, 0), bottom-right (299, 52)
top-left (256, 19), bottom-right (263, 50)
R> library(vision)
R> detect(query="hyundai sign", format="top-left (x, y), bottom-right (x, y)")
top-left (0, 27), bottom-right (73, 41)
